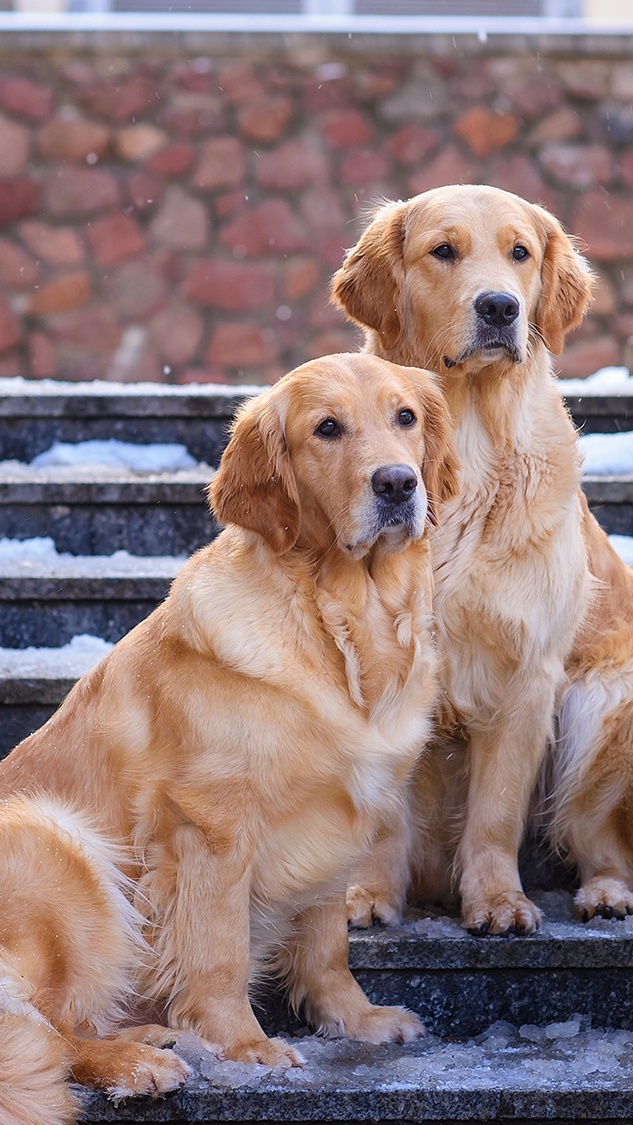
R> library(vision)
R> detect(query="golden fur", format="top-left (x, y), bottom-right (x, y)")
top-left (332, 184), bottom-right (598, 935)
top-left (0, 353), bottom-right (458, 1122)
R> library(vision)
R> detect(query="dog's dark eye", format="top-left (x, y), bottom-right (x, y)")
top-left (512, 245), bottom-right (529, 261)
top-left (398, 409), bottom-right (416, 427)
top-left (431, 244), bottom-right (455, 262)
top-left (315, 418), bottom-right (341, 439)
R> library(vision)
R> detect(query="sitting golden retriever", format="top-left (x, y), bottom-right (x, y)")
top-left (0, 352), bottom-right (458, 1125)
top-left (332, 184), bottom-right (600, 935)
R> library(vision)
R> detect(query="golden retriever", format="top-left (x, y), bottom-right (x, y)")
top-left (332, 184), bottom-right (597, 935)
top-left (0, 352), bottom-right (458, 1125)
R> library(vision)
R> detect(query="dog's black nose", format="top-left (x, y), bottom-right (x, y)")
top-left (474, 291), bottom-right (520, 328)
top-left (372, 465), bottom-right (417, 505)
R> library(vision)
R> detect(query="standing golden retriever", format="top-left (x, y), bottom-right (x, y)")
top-left (332, 184), bottom-right (596, 936)
top-left (0, 353), bottom-right (458, 1125)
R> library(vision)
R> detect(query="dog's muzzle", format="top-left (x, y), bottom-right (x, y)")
top-left (371, 464), bottom-right (419, 531)
top-left (474, 290), bottom-right (520, 329)
top-left (372, 464), bottom-right (417, 507)
top-left (444, 290), bottom-right (522, 368)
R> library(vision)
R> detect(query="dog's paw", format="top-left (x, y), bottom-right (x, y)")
top-left (226, 1037), bottom-right (304, 1068)
top-left (346, 884), bottom-right (402, 928)
top-left (462, 891), bottom-right (542, 936)
top-left (131, 1025), bottom-right (223, 1057)
top-left (575, 877), bottom-right (633, 922)
top-left (106, 1045), bottom-right (191, 1103)
top-left (338, 1004), bottom-right (424, 1045)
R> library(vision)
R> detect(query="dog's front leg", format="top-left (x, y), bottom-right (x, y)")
top-left (288, 893), bottom-right (423, 1042)
top-left (149, 818), bottom-right (303, 1068)
top-left (346, 803), bottom-right (412, 927)
top-left (457, 695), bottom-right (551, 936)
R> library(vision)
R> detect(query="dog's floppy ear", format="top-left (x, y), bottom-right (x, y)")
top-left (416, 377), bottom-right (461, 528)
top-left (209, 392), bottom-right (300, 554)
top-left (331, 201), bottom-right (406, 349)
top-left (534, 209), bottom-right (594, 355)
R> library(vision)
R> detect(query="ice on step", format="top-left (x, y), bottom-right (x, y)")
top-left (31, 439), bottom-right (198, 473)
top-left (544, 1018), bottom-right (581, 1039)
top-left (410, 913), bottom-right (462, 938)
top-left (518, 1023), bottom-right (546, 1044)
top-left (172, 1032), bottom-right (270, 1089)
top-left (168, 1022), bottom-right (633, 1093)
top-left (0, 634), bottom-right (113, 679)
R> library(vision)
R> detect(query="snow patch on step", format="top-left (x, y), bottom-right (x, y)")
top-left (609, 534), bottom-right (633, 567)
top-left (579, 430), bottom-right (633, 475)
top-left (0, 376), bottom-right (262, 397)
top-left (0, 634), bottom-right (113, 679)
top-left (559, 365), bottom-right (633, 395)
top-left (32, 439), bottom-right (199, 473)
top-left (0, 537), bottom-right (186, 577)
top-left (0, 439), bottom-right (215, 479)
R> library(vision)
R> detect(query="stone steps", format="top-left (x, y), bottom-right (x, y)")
top-left (0, 552), bottom-right (183, 648)
top-left (0, 468), bottom-right (216, 555)
top-left (76, 1032), bottom-right (633, 1125)
top-left (0, 381), bottom-right (630, 468)
top-left (75, 897), bottom-right (633, 1123)
top-left (0, 469), bottom-right (630, 556)
top-left (0, 379), bottom-right (248, 464)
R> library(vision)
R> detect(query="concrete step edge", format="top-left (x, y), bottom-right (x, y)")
top-left (0, 471), bottom-right (630, 504)
top-left (0, 552), bottom-right (185, 599)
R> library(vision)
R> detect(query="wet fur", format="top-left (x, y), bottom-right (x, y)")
top-left (0, 353), bottom-right (458, 1118)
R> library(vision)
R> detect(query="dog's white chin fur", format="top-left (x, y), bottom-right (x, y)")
top-left (345, 520), bottom-right (421, 560)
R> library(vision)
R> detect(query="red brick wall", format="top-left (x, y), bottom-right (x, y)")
top-left (1, 28), bottom-right (633, 385)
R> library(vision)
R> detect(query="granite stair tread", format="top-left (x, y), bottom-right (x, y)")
top-left (0, 471), bottom-right (630, 552)
top-left (72, 896), bottom-right (633, 1122)
top-left (0, 467), bottom-right (217, 556)
top-left (0, 546), bottom-right (186, 648)
top-left (0, 550), bottom-right (184, 583)
top-left (75, 1025), bottom-right (633, 1124)
top-left (0, 467), bottom-right (628, 498)
top-left (0, 464), bottom-right (212, 499)
top-left (347, 894), bottom-right (633, 970)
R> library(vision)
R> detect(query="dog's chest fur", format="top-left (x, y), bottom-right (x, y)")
top-left (180, 532), bottom-right (437, 892)
top-left (430, 375), bottom-right (591, 718)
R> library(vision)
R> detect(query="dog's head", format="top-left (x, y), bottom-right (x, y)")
top-left (210, 353), bottom-right (458, 558)
top-left (331, 185), bottom-right (594, 376)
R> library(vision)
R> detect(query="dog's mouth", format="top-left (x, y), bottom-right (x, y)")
top-left (444, 330), bottom-right (521, 369)
top-left (344, 502), bottom-right (421, 556)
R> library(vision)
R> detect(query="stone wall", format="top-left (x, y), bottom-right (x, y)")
top-left (1, 27), bottom-right (633, 385)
